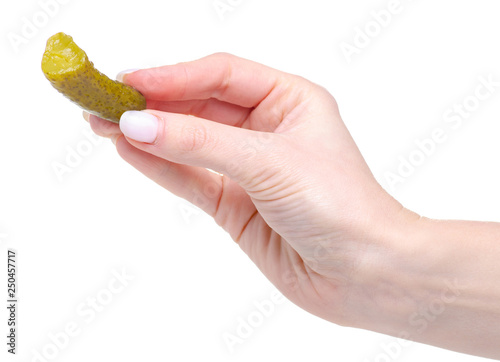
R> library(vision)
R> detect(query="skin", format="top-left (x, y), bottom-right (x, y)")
top-left (84, 53), bottom-right (500, 359)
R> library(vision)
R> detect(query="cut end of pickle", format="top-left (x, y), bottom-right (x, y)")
top-left (42, 32), bottom-right (87, 75)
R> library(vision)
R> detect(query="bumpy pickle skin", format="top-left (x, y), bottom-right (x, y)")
top-left (41, 32), bottom-right (146, 123)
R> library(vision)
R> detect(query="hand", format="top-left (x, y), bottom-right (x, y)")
top-left (85, 53), bottom-right (415, 329)
top-left (85, 53), bottom-right (500, 359)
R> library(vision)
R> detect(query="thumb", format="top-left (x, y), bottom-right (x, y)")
top-left (119, 110), bottom-right (276, 183)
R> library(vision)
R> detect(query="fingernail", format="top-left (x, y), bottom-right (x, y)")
top-left (82, 111), bottom-right (90, 122)
top-left (110, 134), bottom-right (120, 145)
top-left (119, 111), bottom-right (158, 143)
top-left (116, 68), bottom-right (140, 82)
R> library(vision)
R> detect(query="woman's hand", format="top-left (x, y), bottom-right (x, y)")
top-left (87, 54), bottom-right (500, 360)
top-left (86, 53), bottom-right (408, 326)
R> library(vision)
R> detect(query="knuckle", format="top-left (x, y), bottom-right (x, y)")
top-left (209, 52), bottom-right (234, 60)
top-left (152, 160), bottom-right (172, 183)
top-left (179, 122), bottom-right (210, 153)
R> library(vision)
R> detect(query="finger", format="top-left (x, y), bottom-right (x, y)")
top-left (114, 135), bottom-right (223, 216)
top-left (118, 110), bottom-right (278, 184)
top-left (84, 97), bottom-right (251, 135)
top-left (114, 136), bottom-right (258, 238)
top-left (84, 111), bottom-right (121, 138)
top-left (146, 98), bottom-right (251, 128)
top-left (121, 53), bottom-right (281, 108)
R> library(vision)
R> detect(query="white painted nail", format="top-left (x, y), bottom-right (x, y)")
top-left (119, 111), bottom-right (158, 144)
top-left (116, 68), bottom-right (140, 82)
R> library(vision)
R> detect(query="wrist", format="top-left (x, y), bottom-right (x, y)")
top-left (350, 206), bottom-right (500, 359)
top-left (342, 198), bottom-right (426, 333)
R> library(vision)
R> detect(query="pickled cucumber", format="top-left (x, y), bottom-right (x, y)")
top-left (41, 32), bottom-right (146, 123)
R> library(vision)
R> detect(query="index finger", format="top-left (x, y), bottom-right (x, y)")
top-left (122, 53), bottom-right (281, 108)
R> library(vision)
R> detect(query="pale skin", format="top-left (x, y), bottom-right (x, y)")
top-left (84, 53), bottom-right (500, 359)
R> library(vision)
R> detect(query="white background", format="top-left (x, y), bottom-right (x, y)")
top-left (1, 0), bottom-right (500, 361)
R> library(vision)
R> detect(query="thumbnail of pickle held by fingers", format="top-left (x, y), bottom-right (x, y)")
top-left (41, 32), bottom-right (146, 123)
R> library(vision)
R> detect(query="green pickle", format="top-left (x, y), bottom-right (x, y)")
top-left (41, 32), bottom-right (146, 123)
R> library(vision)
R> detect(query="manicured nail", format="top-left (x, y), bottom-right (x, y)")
top-left (82, 111), bottom-right (90, 122)
top-left (116, 68), bottom-right (139, 82)
top-left (119, 111), bottom-right (158, 143)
